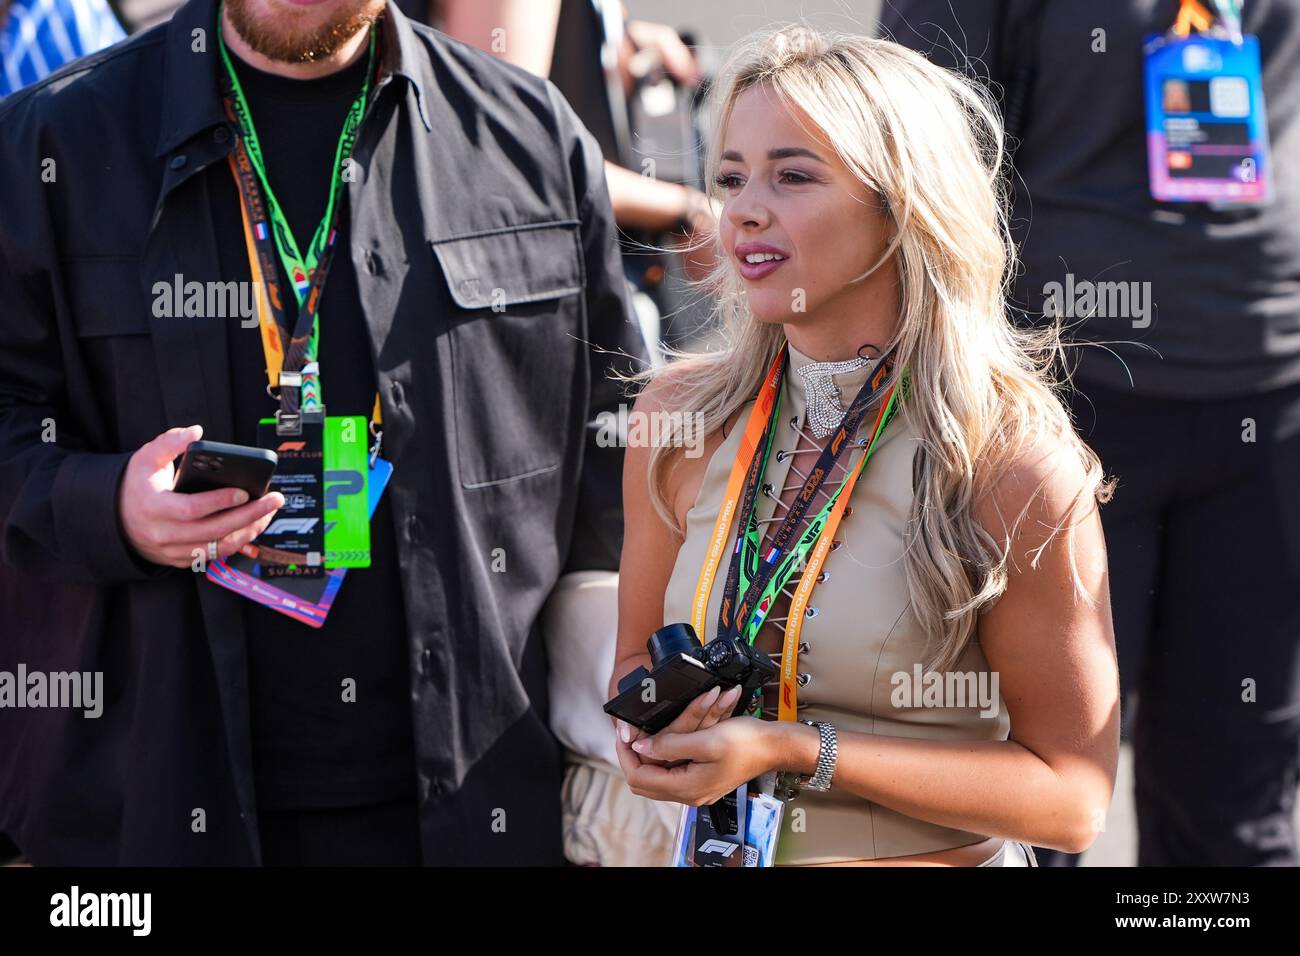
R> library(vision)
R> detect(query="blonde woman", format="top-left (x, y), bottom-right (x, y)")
top-left (609, 26), bottom-right (1120, 867)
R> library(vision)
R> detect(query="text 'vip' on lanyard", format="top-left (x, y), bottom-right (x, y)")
top-left (692, 345), bottom-right (906, 720)
top-left (217, 12), bottom-right (377, 436)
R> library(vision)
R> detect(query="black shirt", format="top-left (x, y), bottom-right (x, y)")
top-left (214, 46), bottom-right (416, 810)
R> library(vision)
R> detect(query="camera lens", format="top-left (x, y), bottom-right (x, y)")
top-left (646, 623), bottom-right (700, 667)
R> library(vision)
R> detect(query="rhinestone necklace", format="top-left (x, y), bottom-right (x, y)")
top-left (794, 354), bottom-right (876, 438)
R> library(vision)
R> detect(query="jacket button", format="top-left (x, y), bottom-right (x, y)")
top-left (169, 155), bottom-right (187, 169)
top-left (365, 251), bottom-right (383, 275)
top-left (389, 380), bottom-right (404, 407)
top-left (419, 646), bottom-right (433, 676)
top-left (408, 513), bottom-right (423, 544)
top-left (213, 126), bottom-right (230, 143)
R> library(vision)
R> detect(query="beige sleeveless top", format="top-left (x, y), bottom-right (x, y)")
top-left (662, 343), bottom-right (1010, 865)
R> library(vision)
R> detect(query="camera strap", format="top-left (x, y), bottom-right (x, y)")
top-left (693, 343), bottom-right (905, 719)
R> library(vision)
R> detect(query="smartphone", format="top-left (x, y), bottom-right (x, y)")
top-left (173, 440), bottom-right (277, 500)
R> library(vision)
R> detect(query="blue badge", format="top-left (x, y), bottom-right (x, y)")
top-left (1144, 32), bottom-right (1272, 205)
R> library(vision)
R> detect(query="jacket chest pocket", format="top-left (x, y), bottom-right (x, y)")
top-left (62, 257), bottom-right (166, 448)
top-left (432, 222), bottom-right (584, 489)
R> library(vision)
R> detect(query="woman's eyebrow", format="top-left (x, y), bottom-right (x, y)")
top-left (768, 147), bottom-right (827, 163)
top-left (720, 147), bottom-right (828, 163)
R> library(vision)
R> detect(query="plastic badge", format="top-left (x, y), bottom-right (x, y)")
top-left (323, 415), bottom-right (371, 568)
top-left (255, 418), bottom-right (325, 578)
top-left (206, 458), bottom-right (393, 627)
top-left (1144, 32), bottom-right (1273, 204)
top-left (672, 791), bottom-right (784, 867)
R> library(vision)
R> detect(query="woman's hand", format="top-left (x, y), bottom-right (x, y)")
top-left (613, 684), bottom-right (742, 768)
top-left (617, 715), bottom-right (781, 807)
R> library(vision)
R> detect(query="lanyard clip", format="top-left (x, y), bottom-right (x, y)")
top-left (275, 410), bottom-right (302, 436)
top-left (368, 419), bottom-right (384, 468)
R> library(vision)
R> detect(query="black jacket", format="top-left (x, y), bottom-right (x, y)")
top-left (0, 0), bottom-right (644, 864)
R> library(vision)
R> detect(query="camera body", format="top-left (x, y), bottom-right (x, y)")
top-left (603, 623), bottom-right (777, 734)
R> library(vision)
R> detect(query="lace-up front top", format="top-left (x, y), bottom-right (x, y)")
top-left (661, 342), bottom-right (1010, 864)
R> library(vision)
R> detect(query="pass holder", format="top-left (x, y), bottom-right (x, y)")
top-left (1143, 15), bottom-right (1273, 206)
top-left (206, 457), bottom-right (393, 628)
top-left (673, 783), bottom-right (785, 867)
top-left (255, 417), bottom-right (325, 579)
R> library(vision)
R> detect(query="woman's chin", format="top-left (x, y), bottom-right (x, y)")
top-left (746, 300), bottom-right (799, 327)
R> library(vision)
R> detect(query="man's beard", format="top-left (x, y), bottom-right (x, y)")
top-left (225, 0), bottom-right (387, 64)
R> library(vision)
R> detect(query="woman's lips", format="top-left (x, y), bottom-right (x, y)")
top-left (735, 244), bottom-right (789, 281)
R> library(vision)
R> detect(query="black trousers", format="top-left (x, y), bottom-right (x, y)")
top-left (258, 796), bottom-right (422, 866)
top-left (1034, 376), bottom-right (1300, 866)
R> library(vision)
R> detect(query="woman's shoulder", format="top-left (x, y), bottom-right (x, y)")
top-left (632, 366), bottom-right (748, 529)
top-left (973, 423), bottom-right (1103, 551)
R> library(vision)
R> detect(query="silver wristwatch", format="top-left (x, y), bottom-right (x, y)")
top-left (799, 720), bottom-right (838, 792)
top-left (776, 720), bottom-right (837, 800)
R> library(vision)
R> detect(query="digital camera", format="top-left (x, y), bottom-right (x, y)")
top-left (603, 623), bottom-right (777, 734)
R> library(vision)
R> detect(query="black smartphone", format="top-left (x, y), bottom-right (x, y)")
top-left (172, 440), bottom-right (277, 500)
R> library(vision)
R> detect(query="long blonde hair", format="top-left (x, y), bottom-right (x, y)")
top-left (637, 25), bottom-right (1113, 673)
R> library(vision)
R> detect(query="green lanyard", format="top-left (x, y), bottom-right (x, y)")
top-left (216, 10), bottom-right (376, 410)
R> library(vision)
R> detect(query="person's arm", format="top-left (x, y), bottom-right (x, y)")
top-left (608, 381), bottom-right (685, 700)
top-left (0, 107), bottom-right (160, 583)
top-left (603, 163), bottom-right (718, 282)
top-left (626, 433), bottom-right (1120, 853)
top-left (440, 0), bottom-right (561, 76)
top-left (0, 103), bottom-right (282, 582)
top-left (607, 377), bottom-right (741, 764)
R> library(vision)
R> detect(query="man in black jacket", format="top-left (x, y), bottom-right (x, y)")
top-left (0, 0), bottom-right (645, 864)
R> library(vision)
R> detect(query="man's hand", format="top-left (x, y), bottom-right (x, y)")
top-left (621, 20), bottom-right (702, 89)
top-left (118, 425), bottom-right (284, 569)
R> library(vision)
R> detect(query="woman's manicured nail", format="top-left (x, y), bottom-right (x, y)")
top-left (631, 738), bottom-right (651, 755)
top-left (619, 722), bottom-right (630, 743)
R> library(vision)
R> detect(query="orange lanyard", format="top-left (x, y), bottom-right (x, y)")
top-left (1174, 0), bottom-right (1216, 36)
top-left (690, 349), bottom-right (785, 639)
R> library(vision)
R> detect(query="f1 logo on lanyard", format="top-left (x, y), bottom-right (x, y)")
top-left (1143, 0), bottom-right (1274, 207)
